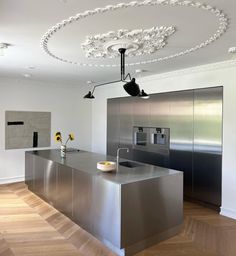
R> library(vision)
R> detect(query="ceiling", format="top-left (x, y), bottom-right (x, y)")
top-left (0, 0), bottom-right (236, 86)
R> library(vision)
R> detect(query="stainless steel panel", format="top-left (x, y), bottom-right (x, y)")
top-left (107, 86), bottom-right (222, 208)
top-left (169, 90), bottom-right (194, 197)
top-left (121, 173), bottom-right (183, 247)
top-left (73, 170), bottom-right (93, 232)
top-left (132, 97), bottom-right (150, 126)
top-left (193, 87), bottom-right (223, 206)
top-left (44, 160), bottom-right (57, 206)
top-left (149, 93), bottom-right (170, 128)
top-left (26, 150), bottom-right (183, 255)
top-left (56, 163), bottom-right (73, 217)
top-left (133, 126), bottom-right (170, 160)
top-left (132, 93), bottom-right (170, 167)
top-left (91, 177), bottom-right (121, 248)
top-left (34, 156), bottom-right (46, 197)
top-left (107, 98), bottom-right (120, 157)
top-left (119, 97), bottom-right (133, 159)
top-left (25, 152), bottom-right (34, 190)
top-left (193, 87), bottom-right (222, 154)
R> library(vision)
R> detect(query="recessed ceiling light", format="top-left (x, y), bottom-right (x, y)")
top-left (23, 74), bottom-right (32, 78)
top-left (27, 66), bottom-right (36, 70)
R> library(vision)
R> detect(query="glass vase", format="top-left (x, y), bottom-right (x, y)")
top-left (60, 145), bottom-right (66, 158)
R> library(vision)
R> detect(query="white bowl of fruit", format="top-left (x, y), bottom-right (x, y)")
top-left (97, 161), bottom-right (116, 172)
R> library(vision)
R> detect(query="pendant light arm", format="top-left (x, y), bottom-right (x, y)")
top-left (91, 79), bottom-right (122, 94)
top-left (123, 72), bottom-right (132, 81)
top-left (83, 47), bottom-right (148, 99)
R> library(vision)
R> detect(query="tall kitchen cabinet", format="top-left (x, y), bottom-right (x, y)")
top-left (192, 87), bottom-right (223, 206)
top-left (168, 90), bottom-right (194, 198)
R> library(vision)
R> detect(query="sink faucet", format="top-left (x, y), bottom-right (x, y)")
top-left (116, 147), bottom-right (129, 166)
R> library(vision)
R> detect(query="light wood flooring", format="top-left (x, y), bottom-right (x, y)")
top-left (0, 182), bottom-right (236, 256)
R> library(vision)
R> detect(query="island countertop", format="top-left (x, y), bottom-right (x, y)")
top-left (27, 149), bottom-right (181, 185)
top-left (25, 149), bottom-right (183, 256)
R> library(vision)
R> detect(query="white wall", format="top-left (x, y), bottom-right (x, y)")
top-left (0, 77), bottom-right (92, 184)
top-left (91, 60), bottom-right (236, 220)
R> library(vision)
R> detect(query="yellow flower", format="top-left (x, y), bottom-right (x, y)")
top-left (69, 133), bottom-right (74, 141)
top-left (54, 132), bottom-right (62, 143)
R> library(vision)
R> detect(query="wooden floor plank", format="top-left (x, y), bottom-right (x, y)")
top-left (0, 184), bottom-right (83, 256)
top-left (1, 182), bottom-right (236, 256)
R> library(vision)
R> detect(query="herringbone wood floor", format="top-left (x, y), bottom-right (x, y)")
top-left (1, 182), bottom-right (236, 256)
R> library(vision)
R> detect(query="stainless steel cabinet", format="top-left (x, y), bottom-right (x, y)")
top-left (44, 160), bottom-right (58, 206)
top-left (34, 156), bottom-right (47, 198)
top-left (26, 154), bottom-right (58, 205)
top-left (133, 93), bottom-right (170, 167)
top-left (119, 97), bottom-right (133, 159)
top-left (133, 96), bottom-right (149, 126)
top-left (91, 177), bottom-right (121, 248)
top-left (169, 90), bottom-right (194, 197)
top-left (193, 87), bottom-right (223, 206)
top-left (56, 164), bottom-right (73, 218)
top-left (25, 151), bottom-right (183, 255)
top-left (73, 170), bottom-right (92, 232)
top-left (25, 152), bottom-right (34, 190)
top-left (107, 98), bottom-right (120, 156)
top-left (149, 93), bottom-right (170, 127)
top-left (107, 87), bottom-right (223, 208)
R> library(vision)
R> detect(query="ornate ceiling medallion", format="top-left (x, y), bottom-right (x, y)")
top-left (41, 0), bottom-right (229, 68)
top-left (81, 26), bottom-right (176, 58)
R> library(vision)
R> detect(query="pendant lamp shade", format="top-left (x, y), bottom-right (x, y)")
top-left (123, 78), bottom-right (140, 96)
top-left (83, 91), bottom-right (95, 99)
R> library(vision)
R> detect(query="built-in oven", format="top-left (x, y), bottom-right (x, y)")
top-left (133, 127), bottom-right (149, 149)
top-left (133, 126), bottom-right (170, 167)
top-left (133, 126), bottom-right (170, 154)
top-left (149, 127), bottom-right (170, 155)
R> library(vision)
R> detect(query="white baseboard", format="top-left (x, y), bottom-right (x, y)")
top-left (0, 175), bottom-right (25, 185)
top-left (220, 207), bottom-right (236, 220)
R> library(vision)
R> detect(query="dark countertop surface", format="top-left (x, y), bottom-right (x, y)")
top-left (26, 149), bottom-right (182, 185)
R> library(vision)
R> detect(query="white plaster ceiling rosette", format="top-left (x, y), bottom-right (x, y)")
top-left (81, 26), bottom-right (176, 58)
top-left (41, 0), bottom-right (229, 68)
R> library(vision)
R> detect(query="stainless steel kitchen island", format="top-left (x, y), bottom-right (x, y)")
top-left (25, 149), bottom-right (183, 256)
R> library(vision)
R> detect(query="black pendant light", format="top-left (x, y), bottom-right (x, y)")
top-left (83, 91), bottom-right (95, 99)
top-left (123, 78), bottom-right (140, 96)
top-left (83, 48), bottom-right (148, 99)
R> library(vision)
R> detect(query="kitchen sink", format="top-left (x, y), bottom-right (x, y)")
top-left (119, 161), bottom-right (143, 168)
